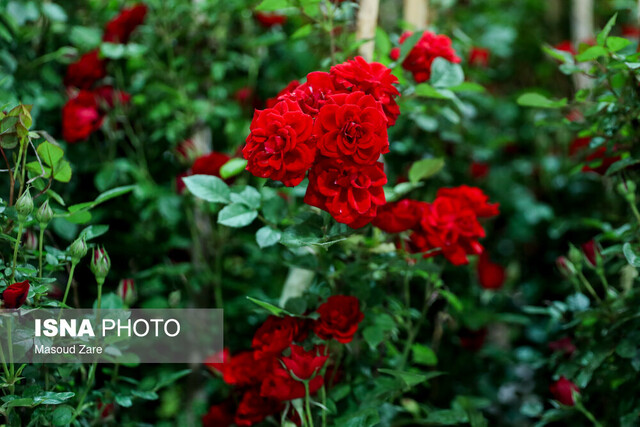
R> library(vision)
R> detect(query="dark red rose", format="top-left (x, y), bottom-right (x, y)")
top-left (234, 389), bottom-right (282, 426)
top-left (459, 328), bottom-right (487, 351)
top-left (243, 99), bottom-right (316, 187)
top-left (103, 4), bottom-right (148, 44)
top-left (622, 25), bottom-right (640, 39)
top-left (252, 315), bottom-right (307, 359)
top-left (285, 72), bottom-right (337, 115)
top-left (477, 252), bottom-right (505, 290)
top-left (192, 152), bottom-right (231, 177)
top-left (314, 295), bottom-right (364, 343)
top-left (469, 161), bottom-right (489, 179)
top-left (61, 91), bottom-right (104, 143)
top-left (254, 12), bottom-right (287, 28)
top-left (436, 186), bottom-right (499, 218)
top-left (266, 80), bottom-right (300, 108)
top-left (569, 137), bottom-right (621, 175)
top-left (314, 91), bottom-right (389, 165)
top-left (283, 345), bottom-right (328, 380)
top-left (64, 50), bottom-right (107, 89)
top-left (469, 47), bottom-right (490, 67)
top-left (3, 280), bottom-right (29, 308)
top-left (234, 87), bottom-right (256, 108)
top-left (554, 40), bottom-right (576, 55)
top-left (330, 56), bottom-right (400, 126)
top-left (549, 376), bottom-right (579, 406)
top-left (261, 363), bottom-right (324, 401)
top-left (93, 86), bottom-right (131, 109)
top-left (372, 199), bottom-right (425, 233)
top-left (390, 31), bottom-right (461, 83)
top-left (206, 349), bottom-right (276, 387)
top-left (548, 337), bottom-right (577, 357)
top-left (304, 157), bottom-right (387, 229)
top-left (96, 400), bottom-right (114, 419)
top-left (202, 401), bottom-right (235, 427)
top-left (581, 240), bottom-right (601, 268)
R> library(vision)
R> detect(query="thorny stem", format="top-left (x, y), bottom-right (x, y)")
top-left (38, 227), bottom-right (45, 279)
top-left (578, 271), bottom-right (601, 302)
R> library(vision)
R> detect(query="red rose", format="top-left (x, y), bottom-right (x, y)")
top-left (261, 363), bottom-right (324, 401)
top-left (266, 80), bottom-right (300, 108)
top-left (226, 351), bottom-right (276, 386)
top-left (459, 328), bottom-right (487, 351)
top-left (202, 401), bottom-right (235, 427)
top-left (549, 376), bottom-right (579, 406)
top-left (436, 185), bottom-right (500, 218)
top-left (243, 99), bottom-right (316, 187)
top-left (469, 47), bottom-right (490, 67)
top-left (372, 199), bottom-right (425, 233)
top-left (581, 240), bottom-right (602, 268)
top-left (283, 345), bottom-right (328, 380)
top-left (314, 91), bottom-right (389, 165)
top-left (286, 72), bottom-right (337, 115)
top-left (234, 389), bottom-right (282, 426)
top-left (93, 86), bottom-right (131, 109)
top-left (61, 91), bottom-right (104, 143)
top-left (554, 40), bottom-right (576, 55)
top-left (252, 315), bottom-right (307, 359)
top-left (477, 252), bottom-right (505, 290)
top-left (192, 152), bottom-right (231, 177)
top-left (548, 337), bottom-right (577, 357)
top-left (570, 137), bottom-right (621, 175)
top-left (64, 50), bottom-right (107, 89)
top-left (469, 161), bottom-right (489, 179)
top-left (390, 31), bottom-right (461, 83)
top-left (3, 280), bottom-right (29, 308)
top-left (314, 295), bottom-right (364, 343)
top-left (255, 12), bottom-right (287, 28)
top-left (103, 4), bottom-right (148, 44)
top-left (304, 157), bottom-right (387, 229)
top-left (330, 56), bottom-right (401, 126)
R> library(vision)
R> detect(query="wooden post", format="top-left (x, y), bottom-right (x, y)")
top-left (403, 0), bottom-right (428, 29)
top-left (356, 0), bottom-right (381, 61)
top-left (571, 0), bottom-right (594, 89)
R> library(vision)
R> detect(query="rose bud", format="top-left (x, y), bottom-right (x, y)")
top-left (549, 376), bottom-right (579, 406)
top-left (22, 229), bottom-right (38, 251)
top-left (35, 199), bottom-right (54, 226)
top-left (117, 278), bottom-right (136, 305)
top-left (568, 244), bottom-right (582, 268)
top-left (548, 337), bottom-right (577, 357)
top-left (68, 236), bottom-right (88, 262)
top-left (3, 280), bottom-right (30, 308)
top-left (477, 252), bottom-right (505, 290)
top-left (91, 246), bottom-right (111, 282)
top-left (581, 240), bottom-right (602, 269)
top-left (556, 256), bottom-right (576, 278)
top-left (15, 190), bottom-right (33, 221)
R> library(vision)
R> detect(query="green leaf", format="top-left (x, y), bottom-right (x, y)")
top-left (256, 226), bottom-right (282, 248)
top-left (409, 158), bottom-right (445, 183)
top-left (623, 243), bottom-right (640, 267)
top-left (218, 203), bottom-right (258, 227)
top-left (334, 408), bottom-right (380, 427)
top-left (116, 395), bottom-right (133, 407)
top-left (596, 13), bottom-right (617, 46)
top-left (246, 296), bottom-right (291, 316)
top-left (33, 392), bottom-right (75, 405)
top-left (575, 45), bottom-right (608, 62)
top-left (430, 57), bottom-right (465, 88)
top-left (363, 326), bottom-right (385, 349)
top-left (394, 32), bottom-right (423, 66)
top-left (183, 175), bottom-right (230, 203)
top-left (412, 343), bottom-right (438, 366)
top-left (449, 82), bottom-right (486, 93)
top-left (69, 26), bottom-right (102, 50)
top-left (219, 158), bottom-right (247, 179)
top-left (42, 3), bottom-right (67, 22)
top-left (291, 24), bottom-right (312, 39)
top-left (100, 43), bottom-right (126, 59)
top-left (94, 185), bottom-right (136, 204)
top-left (607, 36), bottom-right (632, 52)
top-left (131, 390), bottom-right (159, 400)
top-left (439, 289), bottom-right (463, 311)
top-left (230, 186), bottom-right (261, 210)
top-left (256, 0), bottom-right (291, 11)
top-left (52, 160), bottom-right (72, 183)
top-left (605, 157), bottom-right (640, 175)
top-left (154, 368), bottom-right (193, 390)
top-left (516, 92), bottom-right (567, 109)
top-left (79, 225), bottom-right (109, 241)
top-left (51, 405), bottom-right (74, 426)
top-left (414, 84), bottom-right (452, 99)
top-left (36, 141), bottom-right (63, 167)
top-left (378, 369), bottom-right (441, 388)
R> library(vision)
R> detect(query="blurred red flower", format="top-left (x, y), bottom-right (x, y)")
top-left (549, 376), bottom-right (579, 406)
top-left (314, 295), bottom-right (364, 343)
top-left (3, 280), bottom-right (29, 308)
top-left (390, 31), bottom-right (461, 83)
top-left (103, 4), bottom-right (148, 44)
top-left (64, 50), bottom-right (107, 89)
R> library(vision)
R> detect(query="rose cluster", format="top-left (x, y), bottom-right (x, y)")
top-left (62, 4), bottom-right (147, 143)
top-left (175, 139), bottom-right (237, 193)
top-left (373, 186), bottom-right (499, 265)
top-left (203, 295), bottom-right (364, 426)
top-left (390, 31), bottom-right (461, 83)
top-left (243, 57), bottom-right (400, 229)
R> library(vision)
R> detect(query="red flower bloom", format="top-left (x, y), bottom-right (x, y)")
top-left (3, 280), bottom-right (29, 308)
top-left (569, 137), bottom-right (621, 175)
top-left (202, 401), bottom-right (235, 427)
top-left (266, 80), bottom-right (300, 108)
top-left (64, 50), bottom-right (107, 89)
top-left (554, 40), bottom-right (576, 55)
top-left (234, 87), bottom-right (256, 109)
top-left (469, 161), bottom-right (489, 179)
top-left (93, 86), bottom-right (131, 108)
top-left (284, 72), bottom-right (337, 115)
top-left (243, 99), bottom-right (316, 187)
top-left (304, 157), bottom-right (387, 229)
top-left (192, 152), bottom-right (231, 177)
top-left (283, 345), bottom-right (328, 380)
top-left (549, 376), bottom-right (579, 406)
top-left (459, 328), bottom-right (487, 351)
top-left (477, 252), bottom-right (505, 290)
top-left (469, 47), bottom-right (490, 67)
top-left (61, 91), bottom-right (104, 143)
top-left (314, 295), bottom-right (364, 343)
top-left (234, 389), bottom-right (282, 426)
top-left (436, 186), bottom-right (500, 218)
top-left (548, 337), bottom-right (577, 357)
top-left (103, 4), bottom-right (148, 44)
top-left (330, 56), bottom-right (401, 126)
top-left (581, 240), bottom-right (601, 268)
top-left (372, 199), bottom-right (425, 233)
top-left (314, 91), bottom-right (389, 165)
top-left (252, 315), bottom-right (307, 359)
top-left (255, 12), bottom-right (287, 28)
top-left (225, 351), bottom-right (276, 387)
top-left (261, 362), bottom-right (324, 401)
top-left (390, 31), bottom-right (461, 83)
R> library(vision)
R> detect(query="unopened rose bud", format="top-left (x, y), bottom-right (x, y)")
top-left (581, 240), bottom-right (602, 269)
top-left (68, 236), bottom-right (88, 262)
top-left (35, 199), bottom-right (53, 226)
top-left (15, 190), bottom-right (33, 221)
top-left (568, 245), bottom-right (582, 268)
top-left (556, 256), bottom-right (576, 278)
top-left (23, 230), bottom-right (38, 251)
top-left (117, 278), bottom-right (136, 305)
top-left (617, 180), bottom-right (637, 203)
top-left (91, 246), bottom-right (111, 282)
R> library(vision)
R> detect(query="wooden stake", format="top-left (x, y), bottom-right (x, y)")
top-left (403, 0), bottom-right (428, 29)
top-left (356, 0), bottom-right (381, 61)
top-left (571, 0), bottom-right (594, 89)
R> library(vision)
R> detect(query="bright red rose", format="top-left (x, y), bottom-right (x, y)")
top-left (283, 345), bottom-right (328, 380)
top-left (549, 376), bottom-right (579, 406)
top-left (266, 80), bottom-right (300, 108)
top-left (202, 401), bottom-right (235, 427)
top-left (470, 161), bottom-right (489, 179)
top-left (103, 4), bottom-right (148, 44)
top-left (255, 12), bottom-right (287, 28)
top-left (192, 152), bottom-right (231, 177)
top-left (283, 72), bottom-right (338, 115)
top-left (390, 31), bottom-right (461, 83)
top-left (372, 199), bottom-right (425, 233)
top-left (93, 86), bottom-right (131, 108)
top-left (330, 56), bottom-right (401, 126)
top-left (314, 295), bottom-right (364, 343)
top-left (469, 47), bottom-right (490, 67)
top-left (554, 40), bottom-right (576, 55)
top-left (261, 363), bottom-right (324, 401)
top-left (234, 389), bottom-right (282, 426)
top-left (252, 315), bottom-right (307, 359)
top-left (548, 337), bottom-right (577, 357)
top-left (61, 91), bottom-right (104, 143)
top-left (243, 99), bottom-right (316, 187)
top-left (3, 280), bottom-right (29, 308)
top-left (304, 157), bottom-right (387, 229)
top-left (459, 328), bottom-right (487, 351)
top-left (436, 186), bottom-right (500, 218)
top-left (314, 91), bottom-right (388, 165)
top-left (64, 50), bottom-right (107, 89)
top-left (477, 252), bottom-right (505, 290)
